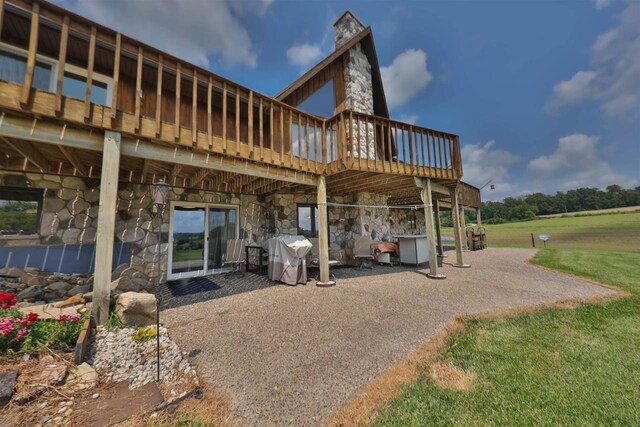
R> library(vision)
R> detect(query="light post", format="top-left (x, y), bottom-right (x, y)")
top-left (152, 179), bottom-right (169, 382)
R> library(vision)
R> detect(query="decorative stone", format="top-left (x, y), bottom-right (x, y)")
top-left (79, 228), bottom-right (97, 244)
top-left (62, 229), bottom-right (81, 244)
top-left (87, 206), bottom-right (99, 218)
top-left (110, 277), bottom-right (138, 293)
top-left (116, 292), bottom-right (157, 326)
top-left (119, 228), bottom-right (145, 243)
top-left (48, 281), bottom-right (73, 293)
top-left (67, 199), bottom-right (90, 214)
top-left (39, 212), bottom-right (59, 236)
top-left (0, 370), bottom-right (18, 406)
top-left (111, 264), bottom-right (129, 281)
top-left (58, 188), bottom-right (81, 200)
top-left (73, 214), bottom-right (92, 229)
top-left (68, 285), bottom-right (91, 296)
top-left (43, 198), bottom-right (66, 212)
top-left (84, 188), bottom-right (100, 203)
top-left (61, 363), bottom-right (97, 392)
top-left (0, 267), bottom-right (24, 278)
top-left (17, 285), bottom-right (44, 302)
top-left (61, 177), bottom-right (87, 190)
top-left (56, 208), bottom-right (72, 222)
top-left (32, 180), bottom-right (61, 189)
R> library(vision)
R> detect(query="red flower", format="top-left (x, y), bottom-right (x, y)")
top-left (27, 312), bottom-right (39, 323)
top-left (0, 292), bottom-right (17, 309)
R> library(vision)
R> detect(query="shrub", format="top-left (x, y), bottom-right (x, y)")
top-left (132, 326), bottom-right (157, 343)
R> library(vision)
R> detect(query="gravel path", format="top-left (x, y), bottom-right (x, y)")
top-left (162, 248), bottom-right (616, 426)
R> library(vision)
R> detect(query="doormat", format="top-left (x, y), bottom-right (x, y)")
top-left (165, 277), bottom-right (221, 297)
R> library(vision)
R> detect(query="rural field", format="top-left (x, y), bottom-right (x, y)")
top-left (445, 210), bottom-right (640, 252)
top-left (374, 211), bottom-right (640, 426)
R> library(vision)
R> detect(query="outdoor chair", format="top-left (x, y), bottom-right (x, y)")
top-left (223, 239), bottom-right (246, 278)
top-left (354, 235), bottom-right (374, 270)
top-left (309, 238), bottom-right (340, 282)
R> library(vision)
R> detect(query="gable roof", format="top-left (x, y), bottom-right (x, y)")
top-left (275, 27), bottom-right (390, 118)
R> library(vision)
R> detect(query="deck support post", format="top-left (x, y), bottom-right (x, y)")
top-left (460, 204), bottom-right (469, 251)
top-left (420, 179), bottom-right (445, 279)
top-left (476, 208), bottom-right (482, 227)
top-left (93, 131), bottom-right (121, 325)
top-left (316, 176), bottom-right (334, 286)
top-left (434, 198), bottom-right (444, 256)
top-left (450, 186), bottom-right (470, 268)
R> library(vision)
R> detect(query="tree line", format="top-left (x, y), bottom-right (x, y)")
top-left (481, 185), bottom-right (640, 223)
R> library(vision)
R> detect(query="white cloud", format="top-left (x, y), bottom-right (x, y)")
top-left (286, 43), bottom-right (325, 69)
top-left (381, 49), bottom-right (433, 109)
top-left (527, 134), bottom-right (637, 191)
top-left (461, 140), bottom-right (521, 200)
top-left (397, 114), bottom-right (419, 124)
top-left (545, 1), bottom-right (640, 118)
top-left (594, 0), bottom-right (614, 9)
top-left (545, 71), bottom-right (597, 110)
top-left (52, 0), bottom-right (273, 69)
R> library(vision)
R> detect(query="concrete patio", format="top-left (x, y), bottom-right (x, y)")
top-left (162, 248), bottom-right (617, 426)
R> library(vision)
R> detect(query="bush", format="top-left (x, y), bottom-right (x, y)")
top-left (132, 326), bottom-right (157, 343)
top-left (485, 217), bottom-right (506, 224)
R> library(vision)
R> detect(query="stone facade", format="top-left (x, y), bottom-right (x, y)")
top-left (335, 12), bottom-right (376, 160)
top-left (1, 171), bottom-right (429, 293)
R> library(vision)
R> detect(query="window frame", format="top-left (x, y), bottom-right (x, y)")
top-left (0, 41), bottom-right (58, 91)
top-left (0, 187), bottom-right (44, 236)
top-left (296, 203), bottom-right (330, 242)
top-left (0, 42), bottom-right (113, 106)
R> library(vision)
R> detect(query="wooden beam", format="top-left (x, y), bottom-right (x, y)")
top-left (140, 158), bottom-right (151, 182)
top-left (174, 63), bottom-right (181, 140)
top-left (449, 186), bottom-right (469, 268)
top-left (84, 26), bottom-right (96, 120)
top-left (316, 175), bottom-right (333, 285)
top-left (93, 131), bottom-right (121, 326)
top-left (190, 168), bottom-right (210, 188)
top-left (192, 69), bottom-right (197, 145)
top-left (434, 198), bottom-right (443, 256)
top-left (54, 15), bottom-right (69, 114)
top-left (420, 178), bottom-right (445, 279)
top-left (1, 137), bottom-right (49, 171)
top-left (20, 1), bottom-right (40, 106)
top-left (0, 0), bottom-right (4, 40)
top-left (58, 145), bottom-right (87, 175)
top-left (169, 164), bottom-right (183, 184)
top-left (134, 46), bottom-right (143, 131)
top-left (111, 32), bottom-right (121, 120)
top-left (0, 115), bottom-right (318, 186)
top-left (154, 54), bottom-right (162, 136)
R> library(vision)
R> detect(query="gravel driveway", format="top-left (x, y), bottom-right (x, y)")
top-left (162, 248), bottom-right (616, 426)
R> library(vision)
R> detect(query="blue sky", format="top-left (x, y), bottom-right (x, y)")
top-left (55, 0), bottom-right (639, 201)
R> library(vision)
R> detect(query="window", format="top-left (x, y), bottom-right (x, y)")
top-left (62, 65), bottom-right (112, 105)
top-left (297, 79), bottom-right (335, 117)
top-left (297, 203), bottom-right (330, 241)
top-left (0, 188), bottom-right (43, 235)
top-left (0, 43), bottom-right (55, 91)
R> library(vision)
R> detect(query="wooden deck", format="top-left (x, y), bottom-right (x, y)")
top-left (0, 0), bottom-right (463, 187)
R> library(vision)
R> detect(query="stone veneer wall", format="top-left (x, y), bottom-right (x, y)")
top-left (335, 12), bottom-right (376, 160)
top-left (1, 171), bottom-right (429, 280)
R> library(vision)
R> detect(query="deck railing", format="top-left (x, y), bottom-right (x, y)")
top-left (0, 0), bottom-right (462, 181)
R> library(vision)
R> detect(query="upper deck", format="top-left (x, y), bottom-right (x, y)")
top-left (0, 0), bottom-right (463, 184)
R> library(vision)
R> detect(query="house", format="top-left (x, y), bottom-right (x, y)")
top-left (0, 2), bottom-right (481, 324)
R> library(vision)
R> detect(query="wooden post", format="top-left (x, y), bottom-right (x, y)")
top-left (20, 1), bottom-right (39, 106)
top-left (434, 198), bottom-right (444, 256)
top-left (93, 131), bottom-right (121, 325)
top-left (420, 179), bottom-right (445, 279)
top-left (460, 205), bottom-right (469, 251)
top-left (316, 175), bottom-right (333, 286)
top-left (476, 208), bottom-right (482, 227)
top-left (450, 187), bottom-right (470, 268)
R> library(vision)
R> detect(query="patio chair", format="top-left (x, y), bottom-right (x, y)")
top-left (354, 235), bottom-right (374, 270)
top-left (309, 238), bottom-right (340, 282)
top-left (223, 239), bottom-right (246, 277)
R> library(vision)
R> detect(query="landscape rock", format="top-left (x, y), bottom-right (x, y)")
top-left (111, 264), bottom-right (129, 281)
top-left (68, 285), bottom-right (91, 296)
top-left (116, 292), bottom-right (157, 326)
top-left (60, 363), bottom-right (97, 393)
top-left (111, 277), bottom-right (138, 293)
top-left (17, 285), bottom-right (44, 302)
top-left (0, 370), bottom-right (18, 406)
top-left (48, 281), bottom-right (73, 294)
top-left (0, 267), bottom-right (24, 278)
top-left (54, 294), bottom-right (85, 308)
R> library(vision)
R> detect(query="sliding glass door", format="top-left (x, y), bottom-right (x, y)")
top-left (168, 203), bottom-right (238, 280)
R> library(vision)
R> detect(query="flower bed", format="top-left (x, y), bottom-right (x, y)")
top-left (0, 292), bottom-right (86, 356)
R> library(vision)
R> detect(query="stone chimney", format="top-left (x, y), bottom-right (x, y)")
top-left (333, 10), bottom-right (366, 49)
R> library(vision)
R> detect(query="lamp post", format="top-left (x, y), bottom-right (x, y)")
top-left (152, 179), bottom-right (169, 382)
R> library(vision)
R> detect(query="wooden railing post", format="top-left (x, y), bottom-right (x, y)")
top-left (20, 1), bottom-right (40, 106)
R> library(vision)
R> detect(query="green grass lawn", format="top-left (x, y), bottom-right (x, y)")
top-left (373, 249), bottom-right (640, 426)
top-left (443, 211), bottom-right (640, 252)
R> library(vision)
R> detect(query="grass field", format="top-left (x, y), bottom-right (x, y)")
top-left (373, 211), bottom-right (640, 426)
top-left (444, 211), bottom-right (640, 252)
